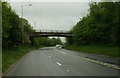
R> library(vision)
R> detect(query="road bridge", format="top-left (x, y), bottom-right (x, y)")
top-left (30, 30), bottom-right (73, 37)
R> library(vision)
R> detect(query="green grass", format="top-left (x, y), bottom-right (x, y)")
top-left (65, 45), bottom-right (119, 57)
top-left (2, 46), bottom-right (36, 73)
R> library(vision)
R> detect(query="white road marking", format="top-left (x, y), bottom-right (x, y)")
top-left (56, 62), bottom-right (62, 66)
top-left (55, 50), bottom-right (66, 54)
top-left (66, 69), bottom-right (70, 72)
top-left (61, 52), bottom-right (66, 54)
top-left (48, 56), bottom-right (51, 58)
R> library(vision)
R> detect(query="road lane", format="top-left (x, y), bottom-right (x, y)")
top-left (4, 47), bottom-right (119, 76)
top-left (59, 49), bottom-right (120, 65)
top-left (55, 49), bottom-right (120, 70)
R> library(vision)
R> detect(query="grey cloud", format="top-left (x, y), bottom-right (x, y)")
top-left (10, 2), bottom-right (89, 30)
top-left (10, 2), bottom-right (90, 42)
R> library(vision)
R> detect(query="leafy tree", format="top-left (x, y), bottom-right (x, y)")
top-left (66, 2), bottom-right (120, 46)
top-left (2, 2), bottom-right (34, 48)
top-left (32, 37), bottom-right (62, 47)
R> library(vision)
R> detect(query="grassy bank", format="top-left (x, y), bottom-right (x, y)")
top-left (2, 46), bottom-right (36, 73)
top-left (65, 45), bottom-right (119, 57)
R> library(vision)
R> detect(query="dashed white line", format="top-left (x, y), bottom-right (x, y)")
top-left (61, 52), bottom-right (66, 54)
top-left (66, 69), bottom-right (70, 72)
top-left (48, 56), bottom-right (51, 58)
top-left (56, 62), bottom-right (62, 66)
top-left (55, 50), bottom-right (66, 54)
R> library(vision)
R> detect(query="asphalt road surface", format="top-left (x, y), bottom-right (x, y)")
top-left (4, 47), bottom-right (119, 76)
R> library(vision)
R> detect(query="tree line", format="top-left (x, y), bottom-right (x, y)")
top-left (66, 2), bottom-right (120, 46)
top-left (2, 2), bottom-right (62, 49)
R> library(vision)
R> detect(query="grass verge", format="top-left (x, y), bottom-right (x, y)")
top-left (65, 45), bottom-right (119, 57)
top-left (2, 46), bottom-right (36, 73)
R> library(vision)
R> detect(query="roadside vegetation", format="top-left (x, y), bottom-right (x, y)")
top-left (66, 2), bottom-right (120, 57)
top-left (2, 46), bottom-right (36, 72)
top-left (2, 2), bottom-right (62, 73)
top-left (0, 1), bottom-right (2, 73)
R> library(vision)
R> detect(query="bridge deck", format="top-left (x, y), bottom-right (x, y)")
top-left (30, 30), bottom-right (73, 37)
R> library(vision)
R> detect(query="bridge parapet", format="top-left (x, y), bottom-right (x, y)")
top-left (30, 29), bottom-right (73, 37)
top-left (35, 30), bottom-right (71, 34)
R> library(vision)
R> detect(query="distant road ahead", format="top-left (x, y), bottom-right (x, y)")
top-left (4, 47), bottom-right (119, 76)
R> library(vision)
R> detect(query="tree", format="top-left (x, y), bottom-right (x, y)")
top-left (66, 2), bottom-right (120, 46)
top-left (2, 2), bottom-right (34, 48)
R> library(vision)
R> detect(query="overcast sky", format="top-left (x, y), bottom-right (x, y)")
top-left (8, 2), bottom-right (90, 42)
top-left (6, 0), bottom-right (119, 31)
top-left (9, 2), bottom-right (90, 30)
